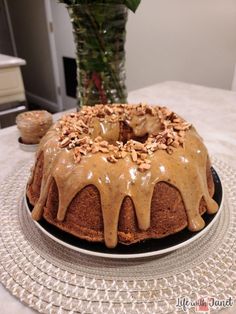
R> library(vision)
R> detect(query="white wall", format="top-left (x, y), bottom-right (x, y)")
top-left (50, 0), bottom-right (76, 109)
top-left (232, 64), bottom-right (236, 91)
top-left (126, 0), bottom-right (236, 91)
top-left (51, 0), bottom-right (236, 103)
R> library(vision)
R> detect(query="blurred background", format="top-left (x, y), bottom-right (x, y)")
top-left (0, 0), bottom-right (236, 125)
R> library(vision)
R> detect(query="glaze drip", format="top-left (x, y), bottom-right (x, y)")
top-left (30, 104), bottom-right (218, 248)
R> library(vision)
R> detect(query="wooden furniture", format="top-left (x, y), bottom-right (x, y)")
top-left (0, 53), bottom-right (27, 128)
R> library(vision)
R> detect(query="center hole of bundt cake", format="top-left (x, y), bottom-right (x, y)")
top-left (119, 121), bottom-right (149, 144)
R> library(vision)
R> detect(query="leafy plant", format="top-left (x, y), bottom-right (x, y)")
top-left (59, 0), bottom-right (141, 13)
top-left (124, 0), bottom-right (141, 12)
top-left (58, 0), bottom-right (141, 106)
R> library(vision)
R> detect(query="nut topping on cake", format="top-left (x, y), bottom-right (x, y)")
top-left (57, 104), bottom-right (191, 171)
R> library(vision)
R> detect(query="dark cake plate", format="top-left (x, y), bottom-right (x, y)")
top-left (24, 167), bottom-right (224, 259)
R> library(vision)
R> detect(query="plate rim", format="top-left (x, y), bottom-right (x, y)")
top-left (23, 166), bottom-right (224, 259)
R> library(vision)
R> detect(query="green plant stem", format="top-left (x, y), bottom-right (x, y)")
top-left (59, 0), bottom-right (141, 13)
top-left (84, 6), bottom-right (126, 100)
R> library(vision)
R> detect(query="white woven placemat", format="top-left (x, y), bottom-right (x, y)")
top-left (0, 158), bottom-right (235, 314)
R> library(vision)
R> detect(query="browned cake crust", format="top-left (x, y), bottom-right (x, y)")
top-left (27, 167), bottom-right (214, 244)
top-left (26, 146), bottom-right (215, 245)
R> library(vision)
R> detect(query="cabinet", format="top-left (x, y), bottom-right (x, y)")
top-left (0, 54), bottom-right (26, 128)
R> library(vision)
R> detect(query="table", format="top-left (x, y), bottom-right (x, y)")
top-left (0, 81), bottom-right (235, 313)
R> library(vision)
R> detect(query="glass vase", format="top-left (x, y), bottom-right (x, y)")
top-left (67, 4), bottom-right (128, 108)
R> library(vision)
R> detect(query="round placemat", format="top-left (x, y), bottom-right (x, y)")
top-left (0, 158), bottom-right (235, 314)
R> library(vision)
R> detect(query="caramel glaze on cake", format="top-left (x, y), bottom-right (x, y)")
top-left (27, 104), bottom-right (219, 248)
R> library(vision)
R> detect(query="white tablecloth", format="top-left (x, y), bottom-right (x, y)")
top-left (0, 81), bottom-right (235, 313)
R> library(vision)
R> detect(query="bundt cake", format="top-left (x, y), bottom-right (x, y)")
top-left (27, 104), bottom-right (219, 248)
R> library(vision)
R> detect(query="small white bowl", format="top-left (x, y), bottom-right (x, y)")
top-left (18, 137), bottom-right (38, 152)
